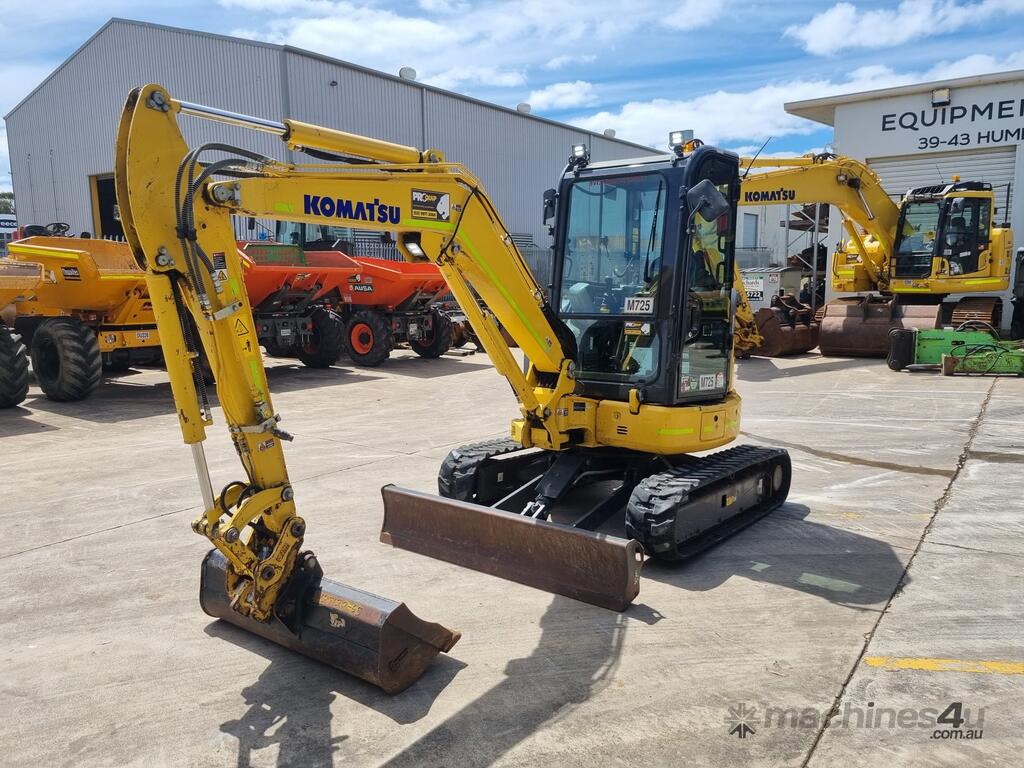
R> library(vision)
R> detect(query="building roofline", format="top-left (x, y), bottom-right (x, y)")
top-left (5, 18), bottom-right (120, 119)
top-left (5, 17), bottom-right (656, 154)
top-left (785, 68), bottom-right (1024, 126)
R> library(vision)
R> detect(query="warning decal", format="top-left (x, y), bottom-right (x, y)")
top-left (411, 189), bottom-right (451, 221)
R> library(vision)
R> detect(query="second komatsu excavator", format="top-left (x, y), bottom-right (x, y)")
top-left (739, 153), bottom-right (1015, 356)
top-left (117, 86), bottom-right (790, 688)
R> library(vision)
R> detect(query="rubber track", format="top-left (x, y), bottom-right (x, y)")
top-left (626, 444), bottom-right (789, 559)
top-left (0, 327), bottom-right (29, 408)
top-left (438, 437), bottom-right (524, 501)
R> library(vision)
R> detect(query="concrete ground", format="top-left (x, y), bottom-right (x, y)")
top-left (0, 349), bottom-right (1021, 768)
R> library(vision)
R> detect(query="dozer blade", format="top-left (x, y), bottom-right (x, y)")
top-left (200, 550), bottom-right (460, 694)
top-left (819, 298), bottom-right (940, 357)
top-left (379, 485), bottom-right (642, 611)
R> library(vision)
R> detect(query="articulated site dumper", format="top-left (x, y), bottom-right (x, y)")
top-left (117, 87), bottom-right (791, 689)
top-left (741, 154), bottom-right (1016, 356)
top-left (0, 258), bottom-right (43, 407)
top-left (240, 239), bottom-right (461, 367)
top-left (2, 236), bottom-right (161, 402)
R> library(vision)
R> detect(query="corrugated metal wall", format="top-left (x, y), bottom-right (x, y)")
top-left (6, 20), bottom-right (656, 245)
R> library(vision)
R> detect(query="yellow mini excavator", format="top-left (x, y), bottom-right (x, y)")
top-left (739, 154), bottom-right (1016, 356)
top-left (117, 86), bottom-right (791, 688)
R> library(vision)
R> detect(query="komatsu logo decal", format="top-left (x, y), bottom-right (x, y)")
top-left (744, 188), bottom-right (797, 203)
top-left (303, 195), bottom-right (401, 224)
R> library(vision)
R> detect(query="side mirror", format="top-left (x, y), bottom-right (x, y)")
top-left (685, 179), bottom-right (730, 224)
top-left (246, 216), bottom-right (256, 232)
top-left (542, 188), bottom-right (557, 224)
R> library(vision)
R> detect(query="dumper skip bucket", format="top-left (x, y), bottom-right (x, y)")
top-left (200, 549), bottom-right (460, 694)
top-left (379, 485), bottom-right (642, 611)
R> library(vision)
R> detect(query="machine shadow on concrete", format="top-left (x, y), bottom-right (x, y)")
top-left (643, 503), bottom-right (910, 610)
top-left (359, 353), bottom-right (493, 380)
top-left (0, 405), bottom-right (60, 437)
top-left (206, 620), bottom-right (466, 768)
top-left (735, 355), bottom-right (872, 382)
top-left (381, 597), bottom-right (661, 768)
top-left (16, 364), bottom-right (385, 425)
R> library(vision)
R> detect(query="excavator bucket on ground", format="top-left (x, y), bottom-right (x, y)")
top-left (200, 550), bottom-right (460, 694)
top-left (380, 486), bottom-right (642, 611)
top-left (818, 296), bottom-right (940, 357)
top-left (750, 295), bottom-right (820, 356)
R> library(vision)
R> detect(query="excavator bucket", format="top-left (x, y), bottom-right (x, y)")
top-left (379, 485), bottom-right (643, 611)
top-left (752, 307), bottom-right (819, 356)
top-left (200, 550), bottom-right (460, 694)
top-left (819, 297), bottom-right (940, 357)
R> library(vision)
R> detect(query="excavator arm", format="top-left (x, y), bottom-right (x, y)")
top-left (116, 84), bottom-right (466, 693)
top-left (741, 154), bottom-right (903, 292)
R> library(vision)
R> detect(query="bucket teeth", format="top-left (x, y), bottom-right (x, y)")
top-left (200, 549), bottom-right (459, 694)
top-left (379, 485), bottom-right (643, 611)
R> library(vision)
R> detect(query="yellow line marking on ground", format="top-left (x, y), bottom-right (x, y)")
top-left (864, 656), bottom-right (1024, 675)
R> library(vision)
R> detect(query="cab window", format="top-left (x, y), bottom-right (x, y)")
top-left (942, 197), bottom-right (990, 276)
top-left (558, 173), bottom-right (667, 384)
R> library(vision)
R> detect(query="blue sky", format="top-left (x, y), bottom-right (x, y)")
top-left (2, 0), bottom-right (1024, 191)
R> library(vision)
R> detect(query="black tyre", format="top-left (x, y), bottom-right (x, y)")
top-left (29, 318), bottom-right (103, 402)
top-left (346, 310), bottom-right (392, 367)
top-left (0, 327), bottom-right (30, 408)
top-left (411, 310), bottom-right (454, 359)
top-left (297, 308), bottom-right (346, 368)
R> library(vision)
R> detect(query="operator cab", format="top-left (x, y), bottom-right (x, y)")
top-left (546, 138), bottom-right (740, 409)
top-left (893, 181), bottom-right (994, 280)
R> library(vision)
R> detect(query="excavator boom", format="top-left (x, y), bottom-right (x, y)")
top-left (116, 85), bottom-right (459, 692)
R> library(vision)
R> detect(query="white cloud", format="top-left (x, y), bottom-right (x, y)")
top-left (570, 51), bottom-right (1024, 149)
top-left (925, 50), bottom-right (1024, 79)
top-left (527, 81), bottom-right (598, 110)
top-left (664, 0), bottom-right (723, 29)
top-left (425, 66), bottom-right (527, 90)
top-left (544, 54), bottom-right (597, 70)
top-left (223, 0), bottom-right (726, 90)
top-left (788, 0), bottom-right (1024, 55)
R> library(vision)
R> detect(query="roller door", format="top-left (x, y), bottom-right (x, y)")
top-left (868, 145), bottom-right (1015, 216)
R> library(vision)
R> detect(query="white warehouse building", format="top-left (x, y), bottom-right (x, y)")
top-left (5, 18), bottom-right (654, 253)
top-left (783, 69), bottom-right (1024, 313)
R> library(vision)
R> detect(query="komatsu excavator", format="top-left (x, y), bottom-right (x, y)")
top-left (117, 85), bottom-right (790, 688)
top-left (739, 154), bottom-right (1015, 356)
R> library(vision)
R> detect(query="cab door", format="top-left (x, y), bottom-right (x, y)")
top-left (676, 155), bottom-right (737, 403)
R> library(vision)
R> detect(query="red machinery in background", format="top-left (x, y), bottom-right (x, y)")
top-left (240, 242), bottom-right (465, 367)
